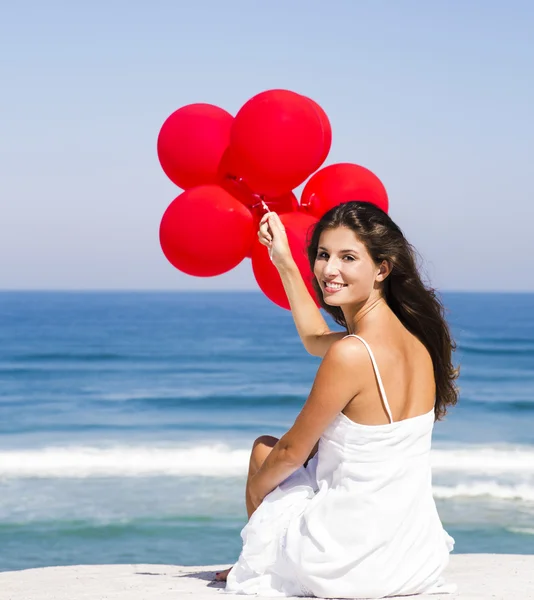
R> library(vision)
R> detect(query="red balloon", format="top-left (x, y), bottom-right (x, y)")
top-left (304, 96), bottom-right (332, 164)
top-left (157, 104), bottom-right (233, 190)
top-left (230, 90), bottom-right (327, 197)
top-left (300, 163), bottom-right (389, 218)
top-left (159, 185), bottom-right (254, 277)
top-left (251, 213), bottom-right (319, 310)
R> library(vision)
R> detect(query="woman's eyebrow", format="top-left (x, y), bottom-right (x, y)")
top-left (318, 246), bottom-right (359, 254)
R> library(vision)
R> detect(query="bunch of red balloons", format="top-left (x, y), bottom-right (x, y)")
top-left (158, 89), bottom-right (388, 309)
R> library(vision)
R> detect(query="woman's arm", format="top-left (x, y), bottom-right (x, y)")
top-left (259, 213), bottom-right (346, 357)
top-left (247, 338), bottom-right (366, 513)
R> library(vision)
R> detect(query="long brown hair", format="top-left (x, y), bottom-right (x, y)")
top-left (307, 201), bottom-right (459, 420)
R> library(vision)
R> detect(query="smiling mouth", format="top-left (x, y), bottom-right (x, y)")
top-left (323, 281), bottom-right (348, 293)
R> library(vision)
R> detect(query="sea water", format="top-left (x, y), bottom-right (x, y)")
top-left (0, 291), bottom-right (533, 571)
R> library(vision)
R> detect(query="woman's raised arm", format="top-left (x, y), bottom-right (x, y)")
top-left (258, 212), bottom-right (346, 357)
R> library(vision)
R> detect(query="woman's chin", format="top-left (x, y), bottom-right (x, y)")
top-left (323, 294), bottom-right (344, 306)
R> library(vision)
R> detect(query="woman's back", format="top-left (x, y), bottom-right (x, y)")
top-left (342, 310), bottom-right (437, 426)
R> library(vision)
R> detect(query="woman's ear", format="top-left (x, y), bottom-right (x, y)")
top-left (376, 260), bottom-right (392, 282)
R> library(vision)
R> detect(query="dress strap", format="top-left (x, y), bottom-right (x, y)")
top-left (343, 334), bottom-right (394, 424)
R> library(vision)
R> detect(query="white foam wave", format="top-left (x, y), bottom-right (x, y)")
top-left (0, 445), bottom-right (250, 478)
top-left (431, 447), bottom-right (534, 474)
top-left (1, 444), bottom-right (534, 486)
top-left (433, 483), bottom-right (534, 502)
top-left (507, 527), bottom-right (534, 535)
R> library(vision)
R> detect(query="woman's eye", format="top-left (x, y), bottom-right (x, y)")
top-left (317, 252), bottom-right (329, 259)
top-left (343, 255), bottom-right (355, 261)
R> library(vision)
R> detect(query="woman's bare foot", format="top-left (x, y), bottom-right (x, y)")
top-left (214, 567), bottom-right (232, 582)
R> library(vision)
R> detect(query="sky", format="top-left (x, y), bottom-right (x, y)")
top-left (1, 0), bottom-right (533, 291)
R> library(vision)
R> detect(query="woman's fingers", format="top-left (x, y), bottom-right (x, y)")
top-left (258, 228), bottom-right (272, 244)
top-left (257, 232), bottom-right (272, 247)
top-left (258, 214), bottom-right (273, 245)
top-left (268, 212), bottom-right (286, 233)
top-left (258, 234), bottom-right (272, 248)
top-left (258, 211), bottom-right (289, 250)
top-left (259, 212), bottom-right (271, 225)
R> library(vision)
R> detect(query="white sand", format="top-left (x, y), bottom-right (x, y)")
top-left (0, 555), bottom-right (532, 600)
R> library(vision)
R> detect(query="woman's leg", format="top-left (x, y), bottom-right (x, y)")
top-left (245, 435), bottom-right (279, 517)
top-left (214, 435), bottom-right (279, 582)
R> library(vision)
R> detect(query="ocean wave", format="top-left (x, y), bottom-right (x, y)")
top-left (0, 515), bottom-right (228, 534)
top-left (507, 527), bottom-right (534, 536)
top-left (1, 444), bottom-right (534, 481)
top-left (125, 393), bottom-right (306, 408)
top-left (0, 445), bottom-right (250, 478)
top-left (8, 352), bottom-right (128, 362)
top-left (460, 335), bottom-right (534, 345)
top-left (431, 447), bottom-right (534, 474)
top-left (0, 350), bottom-right (303, 367)
top-left (456, 341), bottom-right (534, 356)
top-left (460, 398), bottom-right (534, 412)
top-left (434, 483), bottom-right (534, 502)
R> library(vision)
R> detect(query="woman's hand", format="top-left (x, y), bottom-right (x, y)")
top-left (258, 212), bottom-right (293, 269)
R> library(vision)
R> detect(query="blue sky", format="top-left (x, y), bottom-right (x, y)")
top-left (1, 0), bottom-right (533, 291)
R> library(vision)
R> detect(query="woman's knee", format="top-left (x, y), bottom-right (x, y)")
top-left (249, 435), bottom-right (279, 474)
top-left (252, 435), bottom-right (278, 451)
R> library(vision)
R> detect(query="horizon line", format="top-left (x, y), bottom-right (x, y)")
top-left (0, 289), bottom-right (533, 295)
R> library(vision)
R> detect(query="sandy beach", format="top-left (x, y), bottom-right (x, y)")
top-left (0, 554), bottom-right (532, 600)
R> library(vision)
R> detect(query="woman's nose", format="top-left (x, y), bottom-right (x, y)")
top-left (323, 259), bottom-right (339, 277)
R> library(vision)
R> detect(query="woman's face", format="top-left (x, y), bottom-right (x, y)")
top-left (313, 226), bottom-right (379, 307)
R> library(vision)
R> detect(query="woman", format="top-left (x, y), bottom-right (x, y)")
top-left (218, 201), bottom-right (458, 598)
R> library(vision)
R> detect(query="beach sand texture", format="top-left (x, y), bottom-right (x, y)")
top-left (0, 554), bottom-right (532, 600)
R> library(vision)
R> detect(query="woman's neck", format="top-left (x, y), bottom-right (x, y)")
top-left (345, 296), bottom-right (387, 335)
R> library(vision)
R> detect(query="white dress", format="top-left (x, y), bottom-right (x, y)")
top-left (225, 335), bottom-right (455, 599)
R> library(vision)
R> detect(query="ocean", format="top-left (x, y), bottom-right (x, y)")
top-left (0, 291), bottom-right (533, 572)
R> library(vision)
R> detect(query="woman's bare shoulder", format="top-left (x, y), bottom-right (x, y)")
top-left (325, 334), bottom-right (374, 367)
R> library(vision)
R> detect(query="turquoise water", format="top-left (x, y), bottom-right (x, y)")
top-left (0, 291), bottom-right (533, 571)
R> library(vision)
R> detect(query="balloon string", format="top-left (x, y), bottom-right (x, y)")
top-left (299, 193), bottom-right (311, 210)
